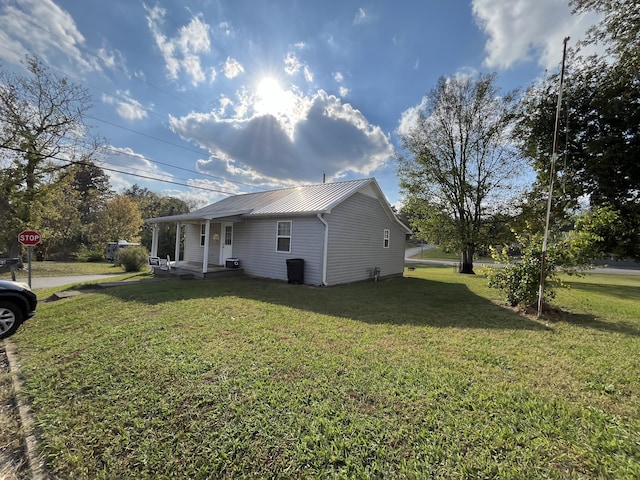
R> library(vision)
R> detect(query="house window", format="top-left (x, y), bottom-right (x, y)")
top-left (276, 221), bottom-right (292, 252)
top-left (200, 224), bottom-right (206, 247)
top-left (224, 225), bottom-right (232, 245)
top-left (383, 229), bottom-right (390, 248)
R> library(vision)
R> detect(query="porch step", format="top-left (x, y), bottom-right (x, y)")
top-left (152, 267), bottom-right (243, 280)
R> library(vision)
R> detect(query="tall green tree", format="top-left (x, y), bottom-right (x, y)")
top-left (36, 173), bottom-right (83, 260)
top-left (92, 195), bottom-right (144, 247)
top-left (123, 185), bottom-right (191, 257)
top-left (397, 73), bottom-right (523, 273)
top-left (570, 0), bottom-right (640, 71)
top-left (0, 54), bottom-right (100, 256)
top-left (516, 6), bottom-right (640, 259)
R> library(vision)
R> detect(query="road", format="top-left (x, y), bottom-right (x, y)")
top-left (405, 246), bottom-right (640, 275)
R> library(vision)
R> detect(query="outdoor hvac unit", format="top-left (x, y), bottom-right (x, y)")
top-left (225, 258), bottom-right (240, 268)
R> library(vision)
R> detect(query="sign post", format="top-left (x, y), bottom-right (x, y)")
top-left (17, 230), bottom-right (41, 288)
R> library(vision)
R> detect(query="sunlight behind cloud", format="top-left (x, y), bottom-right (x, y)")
top-left (255, 77), bottom-right (295, 117)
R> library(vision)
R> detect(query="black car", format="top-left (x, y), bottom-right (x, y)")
top-left (0, 280), bottom-right (37, 339)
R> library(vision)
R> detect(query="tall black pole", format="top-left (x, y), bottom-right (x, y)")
top-left (538, 36), bottom-right (570, 317)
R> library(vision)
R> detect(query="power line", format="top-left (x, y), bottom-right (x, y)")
top-left (0, 144), bottom-right (238, 196)
top-left (0, 16), bottom-right (270, 192)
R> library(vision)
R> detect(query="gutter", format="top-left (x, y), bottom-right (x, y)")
top-left (317, 213), bottom-right (329, 286)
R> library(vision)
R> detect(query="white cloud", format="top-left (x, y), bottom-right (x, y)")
top-left (144, 5), bottom-right (211, 85)
top-left (223, 57), bottom-right (244, 79)
top-left (102, 91), bottom-right (149, 121)
top-left (284, 51), bottom-right (314, 83)
top-left (303, 66), bottom-right (314, 83)
top-left (285, 52), bottom-right (303, 75)
top-left (333, 72), bottom-right (349, 97)
top-left (168, 88), bottom-right (393, 187)
top-left (353, 7), bottom-right (370, 26)
top-left (396, 96), bottom-right (429, 138)
top-left (472, 0), bottom-right (602, 70)
top-left (0, 0), bottom-right (98, 72)
top-left (101, 146), bottom-right (171, 192)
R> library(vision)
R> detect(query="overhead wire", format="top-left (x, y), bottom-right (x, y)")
top-left (0, 144), bottom-right (238, 196)
top-left (0, 9), bottom-right (269, 192)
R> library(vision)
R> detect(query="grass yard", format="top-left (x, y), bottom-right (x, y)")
top-left (410, 246), bottom-right (494, 264)
top-left (0, 260), bottom-right (126, 279)
top-left (5, 266), bottom-right (640, 478)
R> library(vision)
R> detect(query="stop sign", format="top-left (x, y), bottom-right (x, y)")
top-left (18, 230), bottom-right (41, 246)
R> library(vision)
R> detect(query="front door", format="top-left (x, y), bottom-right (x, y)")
top-left (219, 223), bottom-right (233, 265)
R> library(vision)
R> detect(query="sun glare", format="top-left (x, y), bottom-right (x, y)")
top-left (255, 77), bottom-right (292, 116)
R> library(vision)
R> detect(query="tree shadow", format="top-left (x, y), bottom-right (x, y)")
top-left (549, 310), bottom-right (640, 337)
top-left (97, 275), bottom-right (549, 331)
top-left (566, 281), bottom-right (640, 302)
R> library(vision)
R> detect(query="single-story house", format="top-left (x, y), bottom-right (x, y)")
top-left (146, 178), bottom-right (411, 286)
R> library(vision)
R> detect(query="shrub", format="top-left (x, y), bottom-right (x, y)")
top-left (76, 245), bottom-right (105, 262)
top-left (115, 246), bottom-right (149, 272)
top-left (486, 235), bottom-right (559, 308)
top-left (486, 209), bottom-right (614, 311)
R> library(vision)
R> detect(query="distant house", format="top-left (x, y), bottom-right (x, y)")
top-left (146, 178), bottom-right (411, 286)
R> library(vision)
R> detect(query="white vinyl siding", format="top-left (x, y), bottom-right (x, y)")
top-left (233, 217), bottom-right (323, 284)
top-left (324, 192), bottom-right (405, 285)
top-left (184, 223), bottom-right (221, 265)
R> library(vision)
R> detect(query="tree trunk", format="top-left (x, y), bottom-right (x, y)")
top-left (459, 245), bottom-right (475, 274)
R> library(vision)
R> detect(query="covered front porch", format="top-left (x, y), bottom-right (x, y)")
top-left (153, 260), bottom-right (244, 280)
top-left (148, 211), bottom-right (246, 276)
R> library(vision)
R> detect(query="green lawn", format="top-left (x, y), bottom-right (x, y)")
top-left (7, 266), bottom-right (640, 479)
top-left (410, 246), bottom-right (494, 263)
top-left (0, 260), bottom-right (126, 279)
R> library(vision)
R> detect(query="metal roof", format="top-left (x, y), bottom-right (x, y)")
top-left (146, 178), bottom-right (409, 232)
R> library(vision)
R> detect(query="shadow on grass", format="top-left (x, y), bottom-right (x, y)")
top-left (551, 309), bottom-right (640, 337)
top-left (98, 274), bottom-right (549, 332)
top-left (566, 281), bottom-right (640, 302)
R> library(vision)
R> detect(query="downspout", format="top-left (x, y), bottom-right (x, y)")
top-left (317, 213), bottom-right (329, 286)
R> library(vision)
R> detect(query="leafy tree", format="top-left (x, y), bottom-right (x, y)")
top-left (516, 48), bottom-right (639, 260)
top-left (123, 185), bottom-right (191, 257)
top-left (36, 173), bottom-right (83, 260)
top-left (487, 207), bottom-right (619, 310)
top-left (92, 195), bottom-right (143, 247)
top-left (397, 73), bottom-right (523, 273)
top-left (0, 54), bottom-right (100, 256)
top-left (69, 161), bottom-right (113, 224)
top-left (570, 0), bottom-right (640, 71)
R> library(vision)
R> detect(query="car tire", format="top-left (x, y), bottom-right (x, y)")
top-left (0, 301), bottom-right (24, 339)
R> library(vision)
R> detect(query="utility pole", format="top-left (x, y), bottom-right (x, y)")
top-left (538, 36), bottom-right (570, 317)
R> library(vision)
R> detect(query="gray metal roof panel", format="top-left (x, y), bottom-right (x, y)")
top-left (146, 178), bottom-right (384, 222)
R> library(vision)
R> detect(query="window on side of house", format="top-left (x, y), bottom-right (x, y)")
top-left (383, 229), bottom-right (390, 248)
top-left (276, 221), bottom-right (292, 252)
top-left (200, 224), bottom-right (206, 247)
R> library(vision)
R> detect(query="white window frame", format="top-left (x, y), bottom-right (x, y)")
top-left (224, 225), bottom-right (232, 246)
top-left (276, 220), bottom-right (292, 253)
top-left (200, 224), bottom-right (206, 247)
top-left (383, 229), bottom-right (390, 248)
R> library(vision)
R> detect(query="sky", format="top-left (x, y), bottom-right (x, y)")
top-left (0, 0), bottom-right (601, 208)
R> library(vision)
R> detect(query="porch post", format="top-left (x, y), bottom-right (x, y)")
top-left (174, 222), bottom-right (181, 267)
top-left (150, 223), bottom-right (159, 257)
top-left (202, 219), bottom-right (211, 274)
